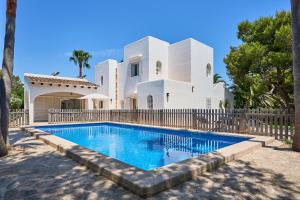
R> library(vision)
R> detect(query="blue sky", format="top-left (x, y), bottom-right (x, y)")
top-left (0, 0), bottom-right (290, 83)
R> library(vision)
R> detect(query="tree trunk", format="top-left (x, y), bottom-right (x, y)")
top-left (291, 0), bottom-right (300, 151)
top-left (0, 135), bottom-right (7, 157)
top-left (79, 63), bottom-right (82, 78)
top-left (0, 0), bottom-right (17, 157)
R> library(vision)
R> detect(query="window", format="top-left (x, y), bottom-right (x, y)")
top-left (99, 101), bottom-right (103, 109)
top-left (206, 63), bottom-right (212, 77)
top-left (206, 98), bottom-right (211, 109)
top-left (147, 95), bottom-right (153, 109)
top-left (156, 61), bottom-right (162, 75)
top-left (100, 76), bottom-right (103, 86)
top-left (130, 63), bottom-right (139, 77)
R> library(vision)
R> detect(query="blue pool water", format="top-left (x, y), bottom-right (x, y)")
top-left (36, 123), bottom-right (250, 170)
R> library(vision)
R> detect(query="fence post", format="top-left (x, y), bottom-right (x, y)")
top-left (48, 109), bottom-right (51, 124)
top-left (159, 109), bottom-right (163, 126)
top-left (192, 109), bottom-right (197, 129)
top-left (239, 109), bottom-right (247, 133)
top-left (110, 110), bottom-right (113, 121)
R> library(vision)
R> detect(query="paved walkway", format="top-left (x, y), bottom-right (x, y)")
top-left (0, 131), bottom-right (300, 200)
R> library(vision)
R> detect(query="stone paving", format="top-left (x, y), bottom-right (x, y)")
top-left (0, 131), bottom-right (300, 200)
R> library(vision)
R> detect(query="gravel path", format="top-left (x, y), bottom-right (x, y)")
top-left (0, 131), bottom-right (299, 200)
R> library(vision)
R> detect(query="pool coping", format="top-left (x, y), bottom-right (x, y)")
top-left (22, 122), bottom-right (275, 198)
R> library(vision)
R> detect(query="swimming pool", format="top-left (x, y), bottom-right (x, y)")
top-left (37, 123), bottom-right (250, 170)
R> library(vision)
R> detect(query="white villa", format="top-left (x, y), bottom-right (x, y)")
top-left (24, 36), bottom-right (233, 123)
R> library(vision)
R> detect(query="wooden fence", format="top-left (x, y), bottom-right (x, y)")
top-left (9, 109), bottom-right (29, 128)
top-left (48, 109), bottom-right (295, 140)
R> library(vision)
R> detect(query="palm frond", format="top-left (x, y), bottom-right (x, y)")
top-left (69, 50), bottom-right (92, 74)
top-left (69, 56), bottom-right (77, 65)
top-left (213, 73), bottom-right (226, 84)
top-left (84, 63), bottom-right (91, 69)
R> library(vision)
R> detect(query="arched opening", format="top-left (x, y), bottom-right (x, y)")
top-left (147, 95), bottom-right (153, 109)
top-left (156, 61), bottom-right (162, 75)
top-left (33, 92), bottom-right (84, 122)
top-left (100, 76), bottom-right (104, 86)
top-left (206, 63), bottom-right (212, 77)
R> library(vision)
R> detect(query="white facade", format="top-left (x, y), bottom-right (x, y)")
top-left (212, 82), bottom-right (234, 109)
top-left (95, 36), bottom-right (233, 110)
top-left (24, 36), bottom-right (233, 123)
top-left (94, 59), bottom-right (117, 109)
top-left (24, 73), bottom-right (98, 123)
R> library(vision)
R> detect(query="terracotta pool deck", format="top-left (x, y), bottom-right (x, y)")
top-left (1, 130), bottom-right (300, 199)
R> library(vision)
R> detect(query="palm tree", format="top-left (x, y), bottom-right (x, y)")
top-left (69, 50), bottom-right (92, 78)
top-left (291, 0), bottom-right (300, 151)
top-left (0, 0), bottom-right (17, 157)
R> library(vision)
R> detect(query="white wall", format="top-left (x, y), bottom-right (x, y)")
top-left (163, 79), bottom-right (196, 109)
top-left (190, 39), bottom-right (214, 108)
top-left (25, 36), bottom-right (234, 118)
top-left (123, 37), bottom-right (149, 96)
top-left (96, 36), bottom-right (230, 110)
top-left (116, 62), bottom-right (123, 109)
top-left (34, 95), bottom-right (81, 121)
top-left (25, 80), bottom-right (96, 102)
top-left (137, 79), bottom-right (196, 109)
top-left (167, 38), bottom-right (215, 108)
top-left (24, 79), bottom-right (95, 123)
top-left (212, 82), bottom-right (234, 109)
top-left (137, 80), bottom-right (165, 109)
top-left (148, 37), bottom-right (169, 80)
top-left (34, 96), bottom-right (59, 121)
top-left (168, 39), bottom-right (191, 82)
top-left (120, 36), bottom-right (170, 109)
top-left (95, 59), bottom-right (117, 109)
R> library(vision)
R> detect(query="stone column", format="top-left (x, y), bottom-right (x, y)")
top-left (28, 96), bottom-right (34, 124)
